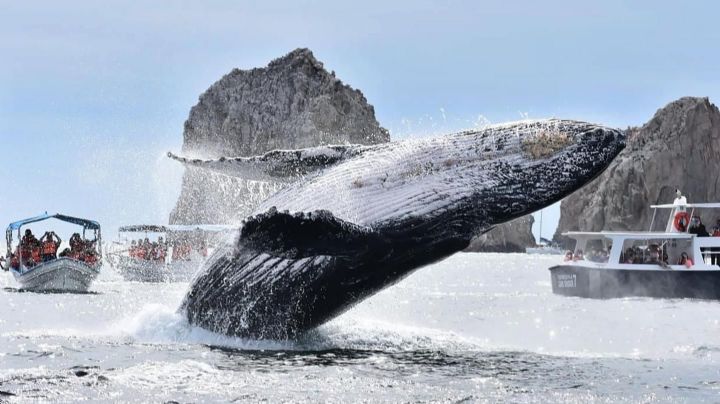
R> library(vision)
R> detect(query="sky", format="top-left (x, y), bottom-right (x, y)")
top-left (1, 0), bottom-right (719, 251)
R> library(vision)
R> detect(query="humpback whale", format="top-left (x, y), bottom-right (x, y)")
top-left (169, 119), bottom-right (625, 339)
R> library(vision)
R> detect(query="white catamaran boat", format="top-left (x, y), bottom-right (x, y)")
top-left (106, 224), bottom-right (235, 282)
top-left (2, 213), bottom-right (102, 293)
top-left (550, 198), bottom-right (720, 299)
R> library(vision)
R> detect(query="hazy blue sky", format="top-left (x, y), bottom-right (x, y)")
top-left (1, 0), bottom-right (719, 249)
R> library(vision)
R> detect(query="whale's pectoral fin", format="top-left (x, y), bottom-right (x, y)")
top-left (240, 208), bottom-right (391, 259)
top-left (167, 144), bottom-right (367, 183)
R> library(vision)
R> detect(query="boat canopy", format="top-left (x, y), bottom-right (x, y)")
top-left (7, 213), bottom-right (100, 232)
top-left (563, 231), bottom-right (693, 239)
top-left (118, 224), bottom-right (235, 233)
top-left (650, 203), bottom-right (720, 209)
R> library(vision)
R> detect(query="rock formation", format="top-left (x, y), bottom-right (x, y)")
top-left (554, 97), bottom-right (720, 246)
top-left (465, 215), bottom-right (536, 253)
top-left (170, 48), bottom-right (389, 224)
top-left (170, 48), bottom-right (536, 252)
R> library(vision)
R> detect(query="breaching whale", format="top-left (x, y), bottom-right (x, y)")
top-left (169, 119), bottom-right (625, 339)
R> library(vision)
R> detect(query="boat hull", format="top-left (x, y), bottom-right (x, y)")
top-left (114, 257), bottom-right (170, 282)
top-left (550, 265), bottom-right (720, 299)
top-left (112, 256), bottom-right (203, 282)
top-left (11, 258), bottom-right (100, 293)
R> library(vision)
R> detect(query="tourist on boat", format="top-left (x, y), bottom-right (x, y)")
top-left (135, 239), bottom-right (147, 260)
top-left (81, 238), bottom-right (97, 262)
top-left (128, 240), bottom-right (138, 258)
top-left (689, 216), bottom-right (709, 237)
top-left (40, 231), bottom-right (62, 262)
top-left (622, 248), bottom-right (635, 264)
top-left (673, 189), bottom-right (687, 207)
top-left (564, 251), bottom-right (573, 261)
top-left (69, 233), bottom-right (85, 260)
top-left (573, 249), bottom-right (584, 261)
top-left (155, 237), bottom-right (168, 263)
top-left (20, 229), bottom-right (40, 267)
top-left (84, 251), bottom-right (99, 266)
top-left (678, 252), bottom-right (693, 268)
top-left (599, 250), bottom-right (609, 263)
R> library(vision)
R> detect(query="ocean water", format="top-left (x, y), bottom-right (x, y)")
top-left (2, 253), bottom-right (720, 403)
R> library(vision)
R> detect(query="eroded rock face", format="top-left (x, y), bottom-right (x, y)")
top-left (170, 48), bottom-right (389, 224)
top-left (465, 215), bottom-right (536, 253)
top-left (554, 97), bottom-right (720, 246)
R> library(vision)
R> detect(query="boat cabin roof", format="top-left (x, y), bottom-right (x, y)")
top-left (7, 213), bottom-right (101, 231)
top-left (563, 231), bottom-right (693, 240)
top-left (650, 203), bottom-right (720, 209)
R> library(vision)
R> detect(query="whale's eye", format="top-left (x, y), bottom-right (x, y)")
top-left (521, 129), bottom-right (574, 159)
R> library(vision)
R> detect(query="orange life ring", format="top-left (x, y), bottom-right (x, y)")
top-left (674, 212), bottom-right (690, 232)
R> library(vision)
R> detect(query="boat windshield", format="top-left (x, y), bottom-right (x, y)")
top-left (619, 237), bottom-right (692, 265)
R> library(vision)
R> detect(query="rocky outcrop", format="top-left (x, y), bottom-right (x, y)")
top-left (170, 47), bottom-right (536, 252)
top-left (170, 48), bottom-right (390, 224)
top-left (465, 215), bottom-right (536, 253)
top-left (554, 97), bottom-right (720, 246)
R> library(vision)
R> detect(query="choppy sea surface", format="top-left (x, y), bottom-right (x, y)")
top-left (2, 253), bottom-right (720, 403)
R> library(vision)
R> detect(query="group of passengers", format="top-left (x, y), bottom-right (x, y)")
top-left (128, 238), bottom-right (207, 264)
top-left (563, 247), bottom-right (611, 263)
top-left (129, 238), bottom-right (167, 263)
top-left (564, 245), bottom-right (694, 268)
top-left (689, 216), bottom-right (720, 266)
top-left (6, 229), bottom-right (98, 270)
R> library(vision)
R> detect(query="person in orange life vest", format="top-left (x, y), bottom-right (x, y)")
top-left (20, 229), bottom-right (39, 266)
top-left (83, 238), bottom-right (97, 256)
top-left (84, 251), bottom-right (98, 266)
top-left (128, 240), bottom-right (138, 258)
top-left (40, 231), bottom-right (62, 262)
top-left (156, 237), bottom-right (167, 263)
top-left (678, 252), bottom-right (693, 268)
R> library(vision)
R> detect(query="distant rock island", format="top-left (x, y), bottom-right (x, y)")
top-left (555, 97), bottom-right (720, 245)
top-left (171, 48), bottom-right (536, 252)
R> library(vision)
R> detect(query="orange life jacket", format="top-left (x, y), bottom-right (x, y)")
top-left (85, 254), bottom-right (97, 266)
top-left (42, 241), bottom-right (58, 255)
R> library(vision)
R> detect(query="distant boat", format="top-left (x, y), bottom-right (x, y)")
top-left (106, 224), bottom-right (236, 282)
top-left (549, 199), bottom-right (720, 299)
top-left (526, 210), bottom-right (564, 255)
top-left (2, 213), bottom-right (102, 293)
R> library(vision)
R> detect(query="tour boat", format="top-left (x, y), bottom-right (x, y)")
top-left (3, 213), bottom-right (102, 293)
top-left (106, 224), bottom-right (235, 282)
top-left (550, 200), bottom-right (720, 299)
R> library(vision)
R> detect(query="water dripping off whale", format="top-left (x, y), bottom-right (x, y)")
top-left (168, 119), bottom-right (625, 339)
